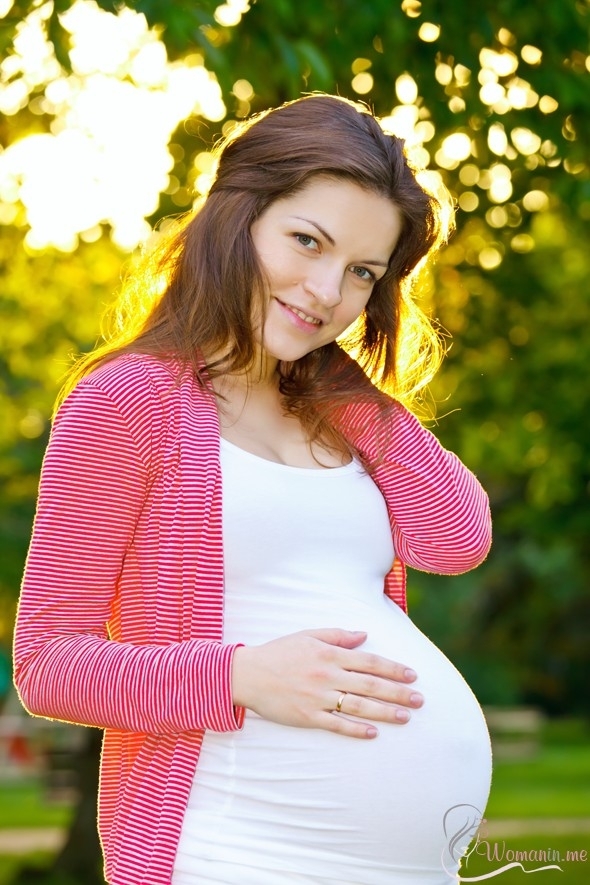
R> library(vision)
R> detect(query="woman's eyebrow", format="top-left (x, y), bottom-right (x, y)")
top-left (291, 216), bottom-right (389, 267)
top-left (292, 216), bottom-right (336, 246)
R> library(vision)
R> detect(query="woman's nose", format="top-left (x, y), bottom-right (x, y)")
top-left (303, 267), bottom-right (343, 307)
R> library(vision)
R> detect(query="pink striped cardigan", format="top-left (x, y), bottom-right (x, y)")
top-left (14, 353), bottom-right (492, 884)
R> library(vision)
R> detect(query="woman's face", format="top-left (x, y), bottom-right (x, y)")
top-left (250, 176), bottom-right (402, 369)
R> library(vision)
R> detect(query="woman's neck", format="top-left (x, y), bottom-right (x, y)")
top-left (205, 343), bottom-right (279, 391)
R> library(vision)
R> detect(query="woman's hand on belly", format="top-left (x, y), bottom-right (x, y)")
top-left (231, 628), bottom-right (424, 739)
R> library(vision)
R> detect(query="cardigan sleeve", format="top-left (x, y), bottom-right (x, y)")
top-left (374, 403), bottom-right (492, 575)
top-left (13, 369), bottom-right (243, 735)
top-left (341, 396), bottom-right (492, 576)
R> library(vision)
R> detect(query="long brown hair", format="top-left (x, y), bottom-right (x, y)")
top-left (60, 94), bottom-right (452, 449)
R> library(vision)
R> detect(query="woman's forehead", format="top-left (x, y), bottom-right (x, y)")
top-left (263, 177), bottom-right (402, 257)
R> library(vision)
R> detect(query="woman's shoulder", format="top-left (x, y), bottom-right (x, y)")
top-left (77, 352), bottom-right (212, 411)
top-left (54, 354), bottom-right (213, 464)
top-left (57, 353), bottom-right (206, 437)
top-left (78, 351), bottom-right (216, 422)
top-left (82, 352), bottom-right (179, 397)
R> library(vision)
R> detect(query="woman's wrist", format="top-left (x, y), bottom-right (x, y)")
top-left (230, 644), bottom-right (256, 710)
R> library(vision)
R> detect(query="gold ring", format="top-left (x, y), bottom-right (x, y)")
top-left (335, 692), bottom-right (347, 713)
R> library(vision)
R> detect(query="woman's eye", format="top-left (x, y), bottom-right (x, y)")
top-left (295, 233), bottom-right (318, 249)
top-left (351, 265), bottom-right (375, 282)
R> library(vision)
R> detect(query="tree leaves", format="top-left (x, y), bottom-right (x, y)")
top-left (1, 0), bottom-right (589, 713)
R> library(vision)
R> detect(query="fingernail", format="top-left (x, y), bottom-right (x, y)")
top-left (404, 668), bottom-right (417, 681)
top-left (366, 726), bottom-right (378, 738)
top-left (396, 709), bottom-right (410, 723)
top-left (410, 692), bottom-right (424, 707)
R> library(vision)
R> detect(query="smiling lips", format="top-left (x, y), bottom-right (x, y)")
top-left (278, 300), bottom-right (323, 325)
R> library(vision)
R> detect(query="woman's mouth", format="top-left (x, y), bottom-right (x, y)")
top-left (277, 300), bottom-right (323, 326)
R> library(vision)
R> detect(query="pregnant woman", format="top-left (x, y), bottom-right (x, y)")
top-left (14, 95), bottom-right (492, 884)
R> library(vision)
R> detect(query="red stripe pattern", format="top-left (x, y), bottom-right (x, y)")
top-left (13, 354), bottom-right (491, 884)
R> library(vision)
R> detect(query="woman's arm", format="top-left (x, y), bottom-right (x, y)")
top-left (380, 403), bottom-right (492, 574)
top-left (13, 371), bottom-right (242, 735)
top-left (343, 398), bottom-right (492, 575)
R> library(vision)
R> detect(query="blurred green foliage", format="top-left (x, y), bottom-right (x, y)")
top-left (0, 230), bottom-right (124, 640)
top-left (1, 0), bottom-right (589, 716)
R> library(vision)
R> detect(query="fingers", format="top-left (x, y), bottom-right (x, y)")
top-left (305, 628), bottom-right (422, 702)
top-left (341, 669), bottom-right (424, 710)
top-left (303, 629), bottom-right (424, 715)
top-left (306, 629), bottom-right (419, 689)
top-left (304, 627), bottom-right (369, 650)
top-left (317, 710), bottom-right (379, 740)
top-left (317, 631), bottom-right (424, 708)
top-left (341, 647), bottom-right (418, 686)
top-left (331, 689), bottom-right (421, 727)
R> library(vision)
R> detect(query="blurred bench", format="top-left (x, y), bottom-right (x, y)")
top-left (1, 688), bottom-right (84, 797)
top-left (484, 706), bottom-right (545, 759)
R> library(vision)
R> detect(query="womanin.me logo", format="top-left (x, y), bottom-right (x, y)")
top-left (441, 804), bottom-right (588, 880)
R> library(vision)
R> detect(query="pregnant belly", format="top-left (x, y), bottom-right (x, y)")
top-left (176, 594), bottom-right (492, 883)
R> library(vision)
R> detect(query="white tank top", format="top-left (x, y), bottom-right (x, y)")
top-left (172, 440), bottom-right (492, 884)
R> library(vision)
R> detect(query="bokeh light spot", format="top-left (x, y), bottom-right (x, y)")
top-left (351, 72), bottom-right (374, 94)
top-left (510, 233), bottom-right (535, 253)
top-left (478, 246), bottom-right (503, 270)
top-left (479, 48), bottom-right (519, 77)
top-left (459, 164), bottom-right (480, 187)
top-left (435, 63), bottom-right (453, 86)
top-left (233, 78), bottom-right (254, 100)
top-left (521, 45), bottom-right (543, 65)
top-left (401, 0), bottom-right (422, 18)
top-left (459, 192), bottom-right (479, 212)
top-left (509, 326), bottom-right (530, 346)
top-left (522, 411), bottom-right (544, 432)
top-left (418, 22), bottom-right (440, 42)
top-left (511, 127), bottom-right (542, 156)
top-left (351, 58), bottom-right (372, 74)
top-left (488, 123), bottom-right (508, 156)
top-left (486, 206), bottom-right (508, 228)
top-left (539, 95), bottom-right (559, 114)
top-left (214, 0), bottom-right (250, 28)
top-left (19, 410), bottom-right (45, 439)
top-left (439, 132), bottom-right (472, 167)
top-left (395, 73), bottom-right (418, 104)
top-left (523, 190), bottom-right (549, 212)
